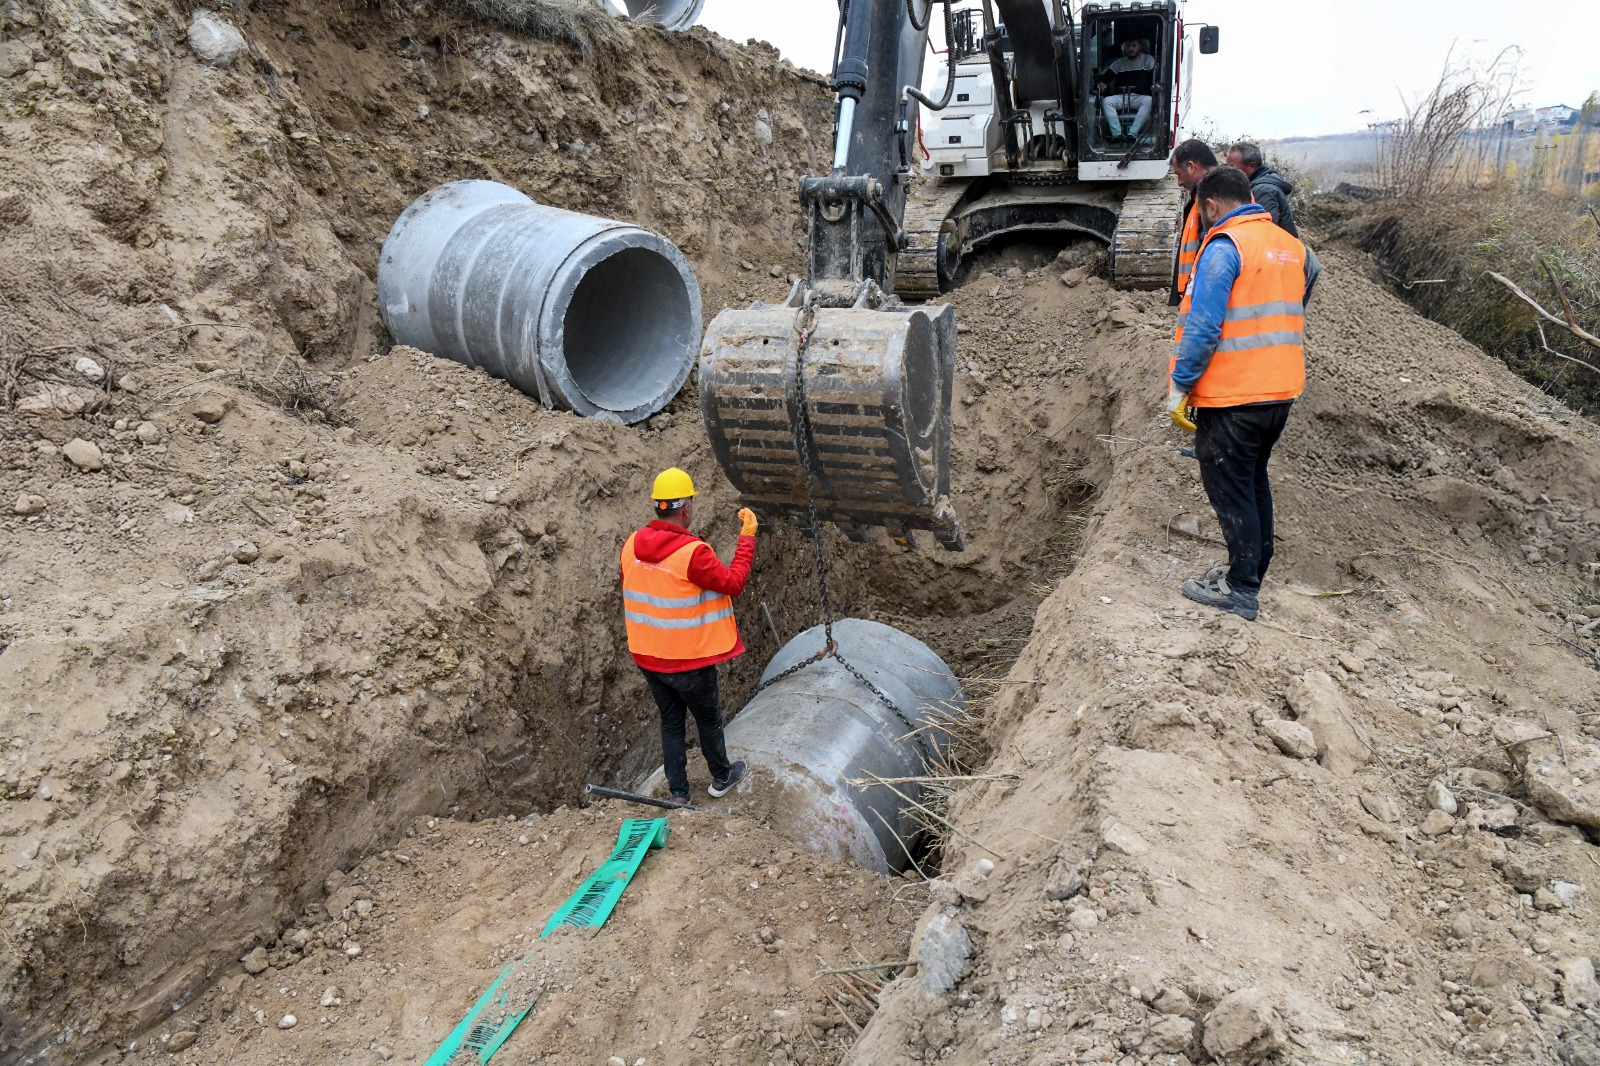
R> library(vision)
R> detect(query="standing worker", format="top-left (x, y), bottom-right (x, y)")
top-left (1170, 138), bottom-right (1219, 306)
top-left (1167, 166), bottom-right (1320, 621)
top-left (621, 468), bottom-right (755, 806)
top-left (1226, 142), bottom-right (1299, 236)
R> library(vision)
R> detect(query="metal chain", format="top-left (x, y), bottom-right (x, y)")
top-left (749, 296), bottom-right (932, 758)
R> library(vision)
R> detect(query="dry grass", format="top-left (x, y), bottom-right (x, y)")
top-left (1351, 187), bottom-right (1600, 415)
top-left (1, 346), bottom-right (116, 411)
top-left (440, 0), bottom-right (622, 59)
top-left (233, 361), bottom-right (346, 424)
top-left (1339, 62), bottom-right (1600, 416)
top-left (1373, 49), bottom-right (1518, 200)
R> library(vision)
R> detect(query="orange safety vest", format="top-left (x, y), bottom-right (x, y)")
top-left (1170, 210), bottom-right (1306, 408)
top-left (1175, 197), bottom-right (1203, 298)
top-left (620, 533), bottom-right (739, 663)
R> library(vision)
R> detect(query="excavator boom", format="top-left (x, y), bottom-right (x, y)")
top-left (699, 0), bottom-right (966, 550)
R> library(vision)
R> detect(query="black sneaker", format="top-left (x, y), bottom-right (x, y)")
top-left (1181, 571), bottom-right (1258, 621)
top-left (662, 794), bottom-right (691, 809)
top-left (708, 760), bottom-right (747, 798)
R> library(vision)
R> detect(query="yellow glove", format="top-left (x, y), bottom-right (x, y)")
top-left (738, 507), bottom-right (758, 537)
top-left (1166, 387), bottom-right (1197, 432)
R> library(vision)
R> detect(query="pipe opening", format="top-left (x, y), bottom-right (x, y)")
top-left (561, 246), bottom-right (697, 414)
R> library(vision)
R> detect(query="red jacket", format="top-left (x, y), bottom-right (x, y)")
top-left (626, 520), bottom-right (754, 673)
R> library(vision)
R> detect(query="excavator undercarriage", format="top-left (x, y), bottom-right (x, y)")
top-left (895, 174), bottom-right (1183, 299)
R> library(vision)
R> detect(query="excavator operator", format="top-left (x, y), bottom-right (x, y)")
top-left (1097, 37), bottom-right (1156, 142)
top-left (620, 468), bottom-right (755, 807)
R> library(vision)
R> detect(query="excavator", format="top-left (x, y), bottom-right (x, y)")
top-left (699, 0), bottom-right (1220, 550)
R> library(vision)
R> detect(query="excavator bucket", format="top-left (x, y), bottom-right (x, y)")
top-left (699, 302), bottom-right (964, 550)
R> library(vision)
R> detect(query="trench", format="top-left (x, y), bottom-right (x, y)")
top-left (447, 233), bottom-right (1118, 877)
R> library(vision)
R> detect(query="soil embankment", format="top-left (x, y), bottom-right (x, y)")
top-left (2, 3), bottom-right (1599, 1065)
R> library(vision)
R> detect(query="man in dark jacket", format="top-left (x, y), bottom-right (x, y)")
top-left (1227, 142), bottom-right (1299, 236)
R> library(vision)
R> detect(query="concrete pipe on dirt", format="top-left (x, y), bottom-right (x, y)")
top-left (377, 180), bottom-right (702, 424)
top-left (646, 619), bottom-right (964, 874)
top-left (600, 0), bottom-right (705, 31)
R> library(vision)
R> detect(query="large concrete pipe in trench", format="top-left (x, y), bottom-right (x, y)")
top-left (600, 0), bottom-right (704, 30)
top-left (642, 619), bottom-right (965, 874)
top-left (377, 180), bottom-right (701, 424)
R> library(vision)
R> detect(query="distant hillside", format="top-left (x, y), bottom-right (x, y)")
top-left (1265, 107), bottom-right (1600, 196)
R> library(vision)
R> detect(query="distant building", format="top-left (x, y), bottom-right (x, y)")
top-left (1507, 104), bottom-right (1578, 132)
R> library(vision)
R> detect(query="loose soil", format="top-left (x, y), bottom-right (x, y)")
top-left (2, 3), bottom-right (1599, 1066)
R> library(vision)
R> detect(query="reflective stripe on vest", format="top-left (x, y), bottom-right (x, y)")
top-left (1174, 202), bottom-right (1203, 296)
top-left (620, 533), bottom-right (739, 662)
top-left (1169, 212), bottom-right (1307, 408)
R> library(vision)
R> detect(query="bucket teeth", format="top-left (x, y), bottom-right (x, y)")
top-left (699, 304), bottom-right (965, 551)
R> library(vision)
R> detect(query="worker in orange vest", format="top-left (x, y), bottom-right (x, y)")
top-left (621, 468), bottom-right (756, 806)
top-left (1167, 166), bottom-right (1321, 621)
top-left (1170, 138), bottom-right (1219, 306)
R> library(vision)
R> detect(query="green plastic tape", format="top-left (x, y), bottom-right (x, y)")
top-left (542, 818), bottom-right (669, 936)
top-left (424, 817), bottom-right (670, 1064)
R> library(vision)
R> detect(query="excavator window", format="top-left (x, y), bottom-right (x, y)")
top-left (949, 8), bottom-right (985, 62)
top-left (1082, 13), bottom-right (1169, 157)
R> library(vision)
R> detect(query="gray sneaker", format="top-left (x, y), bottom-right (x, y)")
top-left (1181, 571), bottom-right (1258, 621)
top-left (708, 760), bottom-right (746, 798)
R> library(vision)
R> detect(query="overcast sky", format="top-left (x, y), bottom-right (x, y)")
top-left (697, 1), bottom-right (1599, 139)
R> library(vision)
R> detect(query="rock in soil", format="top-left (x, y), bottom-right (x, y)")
top-left (1285, 669), bottom-right (1370, 775)
top-left (1360, 791), bottom-right (1402, 824)
top-left (1496, 720), bottom-right (1600, 829)
top-left (1558, 957), bottom-right (1600, 1009)
top-left (1201, 988), bottom-right (1288, 1064)
top-left (1261, 718), bottom-right (1318, 759)
top-left (62, 438), bottom-right (104, 471)
top-left (189, 393), bottom-right (235, 424)
top-left (915, 912), bottom-right (971, 995)
top-left (1101, 821), bottom-right (1151, 856)
top-left (1142, 1015), bottom-right (1195, 1054)
top-left (188, 13), bottom-right (247, 66)
top-left (1419, 809), bottom-right (1455, 836)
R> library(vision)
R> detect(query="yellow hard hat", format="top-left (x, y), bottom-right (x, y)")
top-left (651, 467), bottom-right (697, 501)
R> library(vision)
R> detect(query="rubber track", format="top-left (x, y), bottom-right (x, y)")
top-left (894, 177), bottom-right (974, 302)
top-left (1109, 175), bottom-right (1182, 290)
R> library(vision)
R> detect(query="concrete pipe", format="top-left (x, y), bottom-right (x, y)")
top-left (601, 0), bottom-right (705, 30)
top-left (377, 180), bottom-right (701, 424)
top-left (641, 619), bottom-right (964, 873)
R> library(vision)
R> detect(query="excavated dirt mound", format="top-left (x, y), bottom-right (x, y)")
top-left (0, 4), bottom-right (1084, 1061)
top-left (852, 244), bottom-right (1600, 1065)
top-left (5, 2), bottom-right (1600, 1065)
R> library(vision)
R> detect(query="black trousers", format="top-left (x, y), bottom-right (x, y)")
top-left (1194, 401), bottom-right (1292, 595)
top-left (641, 665), bottom-right (733, 797)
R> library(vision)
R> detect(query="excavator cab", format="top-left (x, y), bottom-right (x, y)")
top-left (1080, 10), bottom-right (1176, 162)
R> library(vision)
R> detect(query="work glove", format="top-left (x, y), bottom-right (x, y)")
top-left (738, 507), bottom-right (759, 537)
top-left (1166, 387), bottom-right (1197, 432)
